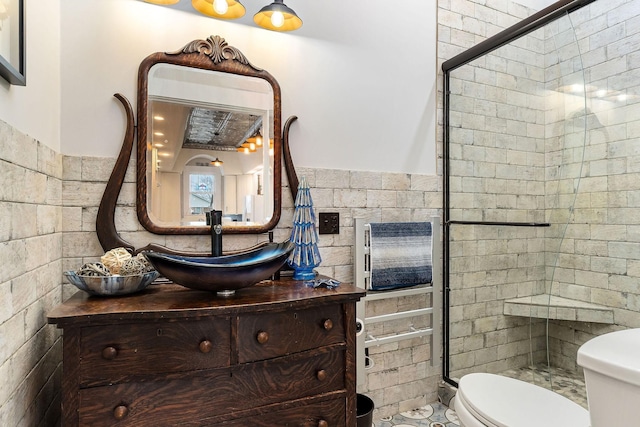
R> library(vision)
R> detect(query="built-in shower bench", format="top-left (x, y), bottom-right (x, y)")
top-left (504, 294), bottom-right (614, 324)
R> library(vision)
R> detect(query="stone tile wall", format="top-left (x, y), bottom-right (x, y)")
top-left (61, 156), bottom-right (443, 419)
top-left (0, 120), bottom-right (64, 425)
top-left (0, 142), bottom-right (442, 424)
top-left (439, 0), bottom-right (547, 381)
top-left (544, 0), bottom-right (640, 371)
top-left (440, 0), bottom-right (640, 381)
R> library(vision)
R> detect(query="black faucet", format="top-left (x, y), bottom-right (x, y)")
top-left (208, 209), bottom-right (223, 257)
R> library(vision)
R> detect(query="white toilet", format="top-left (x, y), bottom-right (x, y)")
top-left (453, 373), bottom-right (589, 427)
top-left (454, 328), bottom-right (640, 427)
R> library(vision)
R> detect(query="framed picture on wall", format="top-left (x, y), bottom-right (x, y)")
top-left (0, 0), bottom-right (24, 86)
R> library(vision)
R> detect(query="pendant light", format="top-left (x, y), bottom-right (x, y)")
top-left (211, 158), bottom-right (224, 167)
top-left (253, 0), bottom-right (302, 32)
top-left (192, 0), bottom-right (246, 19)
top-left (144, 0), bottom-right (303, 32)
top-left (144, 0), bottom-right (180, 4)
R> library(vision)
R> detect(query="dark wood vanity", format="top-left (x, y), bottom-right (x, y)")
top-left (64, 33), bottom-right (349, 426)
top-left (49, 278), bottom-right (364, 426)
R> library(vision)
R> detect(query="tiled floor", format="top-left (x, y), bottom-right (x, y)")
top-left (374, 364), bottom-right (587, 426)
top-left (499, 364), bottom-right (587, 408)
top-left (375, 402), bottom-right (459, 427)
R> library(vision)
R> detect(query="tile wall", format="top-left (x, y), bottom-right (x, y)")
top-left (545, 0), bottom-right (640, 370)
top-left (0, 126), bottom-right (443, 422)
top-left (61, 156), bottom-right (443, 419)
top-left (438, 0), bottom-right (548, 381)
top-left (439, 0), bottom-right (640, 381)
top-left (0, 120), bottom-right (64, 425)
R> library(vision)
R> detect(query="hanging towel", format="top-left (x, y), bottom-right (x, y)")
top-left (368, 222), bottom-right (433, 291)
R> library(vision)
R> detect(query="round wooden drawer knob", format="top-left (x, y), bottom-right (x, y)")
top-left (113, 404), bottom-right (129, 420)
top-left (101, 346), bottom-right (118, 360)
top-left (323, 319), bottom-right (333, 331)
top-left (318, 420), bottom-right (328, 427)
top-left (256, 331), bottom-right (269, 344)
top-left (199, 340), bottom-right (213, 353)
top-left (316, 369), bottom-right (327, 381)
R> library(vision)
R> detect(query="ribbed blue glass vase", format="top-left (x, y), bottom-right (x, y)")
top-left (288, 176), bottom-right (321, 280)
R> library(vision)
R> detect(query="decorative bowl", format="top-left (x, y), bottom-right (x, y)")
top-left (64, 270), bottom-right (159, 297)
top-left (143, 241), bottom-right (295, 296)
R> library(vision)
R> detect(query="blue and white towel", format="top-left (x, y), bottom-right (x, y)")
top-left (369, 222), bottom-right (433, 291)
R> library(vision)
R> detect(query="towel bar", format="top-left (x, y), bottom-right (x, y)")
top-left (363, 284), bottom-right (433, 301)
top-left (354, 216), bottom-right (441, 388)
top-left (365, 307), bottom-right (433, 324)
top-left (365, 328), bottom-right (433, 347)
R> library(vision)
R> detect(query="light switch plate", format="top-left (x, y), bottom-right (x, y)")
top-left (319, 212), bottom-right (340, 234)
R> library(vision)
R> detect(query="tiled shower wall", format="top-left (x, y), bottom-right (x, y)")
top-left (439, 0), bottom-right (550, 380)
top-left (61, 156), bottom-right (443, 419)
top-left (544, 0), bottom-right (640, 370)
top-left (439, 0), bottom-right (640, 381)
top-left (0, 120), bottom-right (63, 425)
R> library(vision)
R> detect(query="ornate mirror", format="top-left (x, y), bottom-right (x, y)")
top-left (137, 35), bottom-right (282, 235)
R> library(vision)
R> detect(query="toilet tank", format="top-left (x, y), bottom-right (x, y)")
top-left (577, 328), bottom-right (640, 427)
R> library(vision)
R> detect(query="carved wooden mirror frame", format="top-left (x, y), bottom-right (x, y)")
top-left (96, 36), bottom-right (300, 256)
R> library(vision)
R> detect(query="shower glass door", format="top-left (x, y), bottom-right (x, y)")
top-left (444, 8), bottom-right (589, 402)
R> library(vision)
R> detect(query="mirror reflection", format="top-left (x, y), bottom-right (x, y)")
top-left (145, 63), bottom-right (275, 229)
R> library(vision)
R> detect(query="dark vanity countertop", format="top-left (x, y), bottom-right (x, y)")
top-left (48, 276), bottom-right (365, 327)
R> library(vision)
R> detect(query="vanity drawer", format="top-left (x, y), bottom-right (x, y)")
top-left (237, 305), bottom-right (345, 363)
top-left (79, 318), bottom-right (230, 386)
top-left (216, 397), bottom-right (346, 427)
top-left (78, 348), bottom-right (346, 426)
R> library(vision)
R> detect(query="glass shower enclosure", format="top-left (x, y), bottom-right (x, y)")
top-left (442, 0), bottom-right (633, 407)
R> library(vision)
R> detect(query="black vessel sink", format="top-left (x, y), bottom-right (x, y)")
top-left (143, 241), bottom-right (295, 296)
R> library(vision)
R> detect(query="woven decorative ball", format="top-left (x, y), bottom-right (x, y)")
top-left (76, 262), bottom-right (111, 277)
top-left (134, 253), bottom-right (155, 273)
top-left (100, 247), bottom-right (132, 275)
top-left (120, 257), bottom-right (151, 276)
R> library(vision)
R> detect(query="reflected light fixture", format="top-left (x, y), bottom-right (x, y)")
top-left (211, 157), bottom-right (224, 167)
top-left (253, 0), bottom-right (302, 32)
top-left (192, 0), bottom-right (246, 19)
top-left (245, 129), bottom-right (263, 146)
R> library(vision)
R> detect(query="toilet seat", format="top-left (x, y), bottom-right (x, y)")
top-left (456, 373), bottom-right (590, 427)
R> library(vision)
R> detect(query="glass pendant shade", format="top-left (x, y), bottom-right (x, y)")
top-left (253, 0), bottom-right (302, 32)
top-left (192, 0), bottom-right (246, 19)
top-left (144, 0), bottom-right (180, 4)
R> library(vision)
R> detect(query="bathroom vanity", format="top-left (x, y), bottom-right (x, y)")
top-left (48, 278), bottom-right (364, 426)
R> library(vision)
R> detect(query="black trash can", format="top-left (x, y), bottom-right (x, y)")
top-left (356, 393), bottom-right (374, 427)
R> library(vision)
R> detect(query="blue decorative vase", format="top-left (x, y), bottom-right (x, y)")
top-left (288, 176), bottom-right (322, 280)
